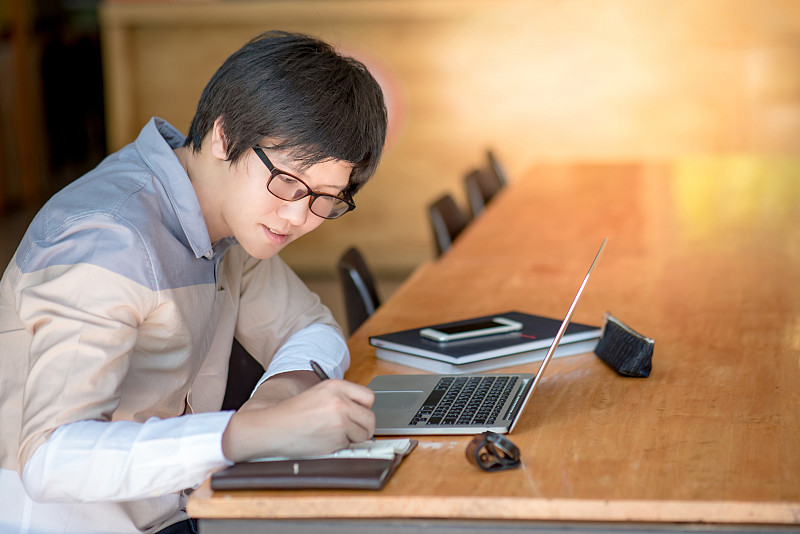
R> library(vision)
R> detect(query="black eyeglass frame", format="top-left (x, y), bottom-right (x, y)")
top-left (252, 146), bottom-right (356, 220)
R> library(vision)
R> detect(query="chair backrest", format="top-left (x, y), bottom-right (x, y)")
top-left (428, 194), bottom-right (469, 256)
top-left (337, 247), bottom-right (381, 335)
top-left (464, 167), bottom-right (501, 217)
top-left (486, 149), bottom-right (508, 186)
top-left (463, 150), bottom-right (508, 217)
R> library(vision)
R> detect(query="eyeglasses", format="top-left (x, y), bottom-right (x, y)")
top-left (252, 146), bottom-right (355, 219)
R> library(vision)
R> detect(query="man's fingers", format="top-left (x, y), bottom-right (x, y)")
top-left (317, 380), bottom-right (376, 442)
top-left (332, 379), bottom-right (375, 408)
top-left (346, 403), bottom-right (376, 443)
top-left (315, 378), bottom-right (375, 408)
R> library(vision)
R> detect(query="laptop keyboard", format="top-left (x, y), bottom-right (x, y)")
top-left (409, 376), bottom-right (519, 426)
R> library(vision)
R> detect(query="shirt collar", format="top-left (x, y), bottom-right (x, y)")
top-left (134, 117), bottom-right (222, 259)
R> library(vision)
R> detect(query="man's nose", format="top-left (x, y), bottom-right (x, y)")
top-left (277, 198), bottom-right (311, 226)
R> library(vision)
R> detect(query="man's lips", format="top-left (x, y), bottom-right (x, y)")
top-left (262, 224), bottom-right (289, 245)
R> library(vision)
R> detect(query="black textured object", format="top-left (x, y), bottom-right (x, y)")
top-left (594, 312), bottom-right (654, 377)
top-left (465, 431), bottom-right (521, 472)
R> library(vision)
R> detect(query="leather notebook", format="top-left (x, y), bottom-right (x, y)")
top-left (210, 439), bottom-right (417, 491)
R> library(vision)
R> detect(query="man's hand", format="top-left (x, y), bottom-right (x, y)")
top-left (221, 376), bottom-right (375, 463)
top-left (239, 370), bottom-right (322, 410)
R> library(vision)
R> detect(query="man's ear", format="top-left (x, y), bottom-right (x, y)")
top-left (209, 117), bottom-right (229, 161)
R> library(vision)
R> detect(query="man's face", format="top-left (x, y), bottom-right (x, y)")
top-left (218, 145), bottom-right (353, 259)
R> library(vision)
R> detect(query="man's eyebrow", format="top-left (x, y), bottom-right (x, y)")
top-left (259, 147), bottom-right (350, 192)
top-left (289, 168), bottom-right (349, 195)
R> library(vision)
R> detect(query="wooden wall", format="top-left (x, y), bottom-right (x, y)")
top-left (99, 0), bottom-right (800, 275)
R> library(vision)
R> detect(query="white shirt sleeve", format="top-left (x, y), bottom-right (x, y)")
top-left (21, 411), bottom-right (234, 503)
top-left (20, 324), bottom-right (347, 504)
top-left (252, 323), bottom-right (350, 392)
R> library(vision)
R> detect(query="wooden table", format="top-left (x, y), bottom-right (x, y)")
top-left (189, 161), bottom-right (800, 533)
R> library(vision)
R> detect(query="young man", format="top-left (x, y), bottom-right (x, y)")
top-left (0, 31), bottom-right (387, 534)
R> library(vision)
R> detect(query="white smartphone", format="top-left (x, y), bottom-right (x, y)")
top-left (419, 317), bottom-right (524, 343)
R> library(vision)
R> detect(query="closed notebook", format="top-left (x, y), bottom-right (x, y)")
top-left (210, 439), bottom-right (417, 491)
top-left (369, 311), bottom-right (601, 372)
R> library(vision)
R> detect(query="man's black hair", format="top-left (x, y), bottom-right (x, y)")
top-left (185, 30), bottom-right (387, 193)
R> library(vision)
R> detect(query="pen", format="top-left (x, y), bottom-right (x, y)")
top-left (310, 360), bottom-right (330, 381)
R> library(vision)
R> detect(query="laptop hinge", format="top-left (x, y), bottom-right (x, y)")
top-left (504, 377), bottom-right (533, 421)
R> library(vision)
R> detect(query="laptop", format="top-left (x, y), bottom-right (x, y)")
top-left (368, 238), bottom-right (607, 436)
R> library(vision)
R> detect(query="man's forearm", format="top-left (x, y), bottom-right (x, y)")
top-left (239, 370), bottom-right (320, 410)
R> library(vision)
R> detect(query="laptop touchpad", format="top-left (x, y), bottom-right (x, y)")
top-left (374, 391), bottom-right (423, 410)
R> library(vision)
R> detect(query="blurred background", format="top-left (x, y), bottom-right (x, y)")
top-left (3, 0), bottom-right (800, 323)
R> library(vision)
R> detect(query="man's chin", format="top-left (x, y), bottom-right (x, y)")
top-left (243, 241), bottom-right (287, 260)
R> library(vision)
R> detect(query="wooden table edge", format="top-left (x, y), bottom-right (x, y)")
top-left (188, 483), bottom-right (800, 525)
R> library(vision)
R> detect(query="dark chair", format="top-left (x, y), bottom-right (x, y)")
top-left (427, 194), bottom-right (469, 257)
top-left (221, 338), bottom-right (264, 411)
top-left (464, 167), bottom-right (501, 217)
top-left (464, 150), bottom-right (508, 217)
top-left (486, 148), bottom-right (508, 187)
top-left (337, 247), bottom-right (381, 335)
